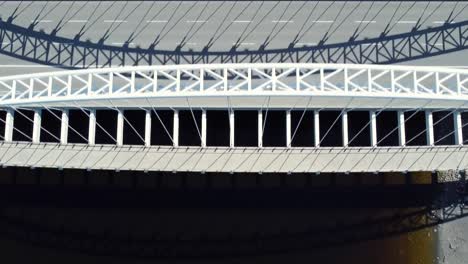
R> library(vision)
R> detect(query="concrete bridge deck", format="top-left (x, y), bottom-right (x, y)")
top-left (1, 142), bottom-right (466, 173)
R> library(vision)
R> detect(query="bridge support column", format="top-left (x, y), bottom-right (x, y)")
top-left (173, 110), bottom-right (179, 147)
top-left (201, 109), bottom-right (207, 147)
top-left (144, 110), bottom-right (151, 147)
top-left (258, 110), bottom-right (263, 148)
top-left (286, 110), bottom-right (291, 148)
top-left (425, 110), bottom-right (434, 146)
top-left (314, 110), bottom-right (320, 147)
top-left (230, 110), bottom-right (235, 148)
top-left (398, 110), bottom-right (406, 146)
top-left (4, 109), bottom-right (14, 142)
top-left (32, 109), bottom-right (42, 143)
top-left (116, 110), bottom-right (124, 146)
top-left (342, 111), bottom-right (348, 147)
top-left (370, 111), bottom-right (377, 147)
top-left (88, 109), bottom-right (96, 145)
top-left (454, 111), bottom-right (463, 145)
top-left (60, 110), bottom-right (69, 144)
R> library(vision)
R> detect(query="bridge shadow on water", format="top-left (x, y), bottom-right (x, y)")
top-left (0, 18), bottom-right (467, 68)
top-left (0, 168), bottom-right (466, 263)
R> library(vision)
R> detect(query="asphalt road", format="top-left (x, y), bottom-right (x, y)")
top-left (0, 1), bottom-right (467, 75)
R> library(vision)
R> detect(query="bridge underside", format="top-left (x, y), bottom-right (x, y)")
top-left (9, 95), bottom-right (468, 110)
top-left (0, 142), bottom-right (466, 174)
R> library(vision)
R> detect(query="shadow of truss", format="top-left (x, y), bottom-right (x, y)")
top-left (0, 19), bottom-right (467, 68)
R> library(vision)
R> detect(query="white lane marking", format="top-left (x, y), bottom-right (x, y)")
top-left (235, 42), bottom-right (255, 45)
top-left (396, 21), bottom-right (417, 24)
top-left (312, 20), bottom-right (333, 23)
top-left (146, 20), bottom-right (168, 23)
top-left (104, 20), bottom-right (127, 23)
top-left (355, 20), bottom-right (376, 23)
top-left (67, 20), bottom-right (87, 23)
top-left (176, 42), bottom-right (198, 45)
top-left (272, 20), bottom-right (293, 23)
top-left (31, 20), bottom-right (53, 23)
top-left (296, 42), bottom-right (317, 46)
top-left (186, 20), bottom-right (207, 23)
top-left (433, 21), bottom-right (454, 24)
top-left (233, 20), bottom-right (251, 23)
top-left (111, 42), bottom-right (135, 46)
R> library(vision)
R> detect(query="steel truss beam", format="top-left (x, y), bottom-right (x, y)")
top-left (0, 63), bottom-right (468, 107)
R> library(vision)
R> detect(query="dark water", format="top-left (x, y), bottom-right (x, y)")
top-left (0, 110), bottom-right (465, 263)
top-left (0, 168), bottom-right (465, 264)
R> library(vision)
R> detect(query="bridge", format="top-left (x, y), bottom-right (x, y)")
top-left (0, 2), bottom-right (468, 263)
top-left (0, 63), bottom-right (467, 173)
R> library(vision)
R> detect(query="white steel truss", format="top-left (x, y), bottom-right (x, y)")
top-left (0, 63), bottom-right (468, 108)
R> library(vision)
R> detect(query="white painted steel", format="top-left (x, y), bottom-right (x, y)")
top-left (4, 109), bottom-right (13, 142)
top-left (32, 110), bottom-right (41, 143)
top-left (398, 111), bottom-right (406, 146)
top-left (0, 63), bottom-right (468, 108)
top-left (454, 111), bottom-right (463, 145)
top-left (144, 110), bottom-right (151, 147)
top-left (314, 110), bottom-right (320, 147)
top-left (426, 111), bottom-right (434, 146)
top-left (173, 110), bottom-right (179, 147)
top-left (286, 110), bottom-right (291, 148)
top-left (342, 111), bottom-right (348, 147)
top-left (258, 110), bottom-right (263, 148)
top-left (229, 111), bottom-right (235, 148)
top-left (88, 109), bottom-right (96, 145)
top-left (117, 110), bottom-right (124, 146)
top-left (201, 109), bottom-right (207, 147)
top-left (60, 110), bottom-right (69, 144)
top-left (370, 111), bottom-right (377, 147)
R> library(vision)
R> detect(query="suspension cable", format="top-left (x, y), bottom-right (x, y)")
top-left (0, 116), bottom-right (32, 141)
top-left (318, 98), bottom-right (355, 147)
top-left (72, 102), bottom-right (117, 143)
top-left (186, 97), bottom-right (203, 143)
top-left (406, 106), bottom-right (464, 146)
top-left (14, 107), bottom-right (61, 142)
top-left (106, 100), bottom-right (146, 145)
top-left (261, 96), bottom-right (271, 139)
top-left (346, 99), bottom-right (394, 147)
top-left (144, 98), bottom-right (175, 145)
top-left (290, 97), bottom-right (313, 144)
top-left (375, 102), bottom-right (432, 146)
top-left (41, 105), bottom-right (89, 143)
